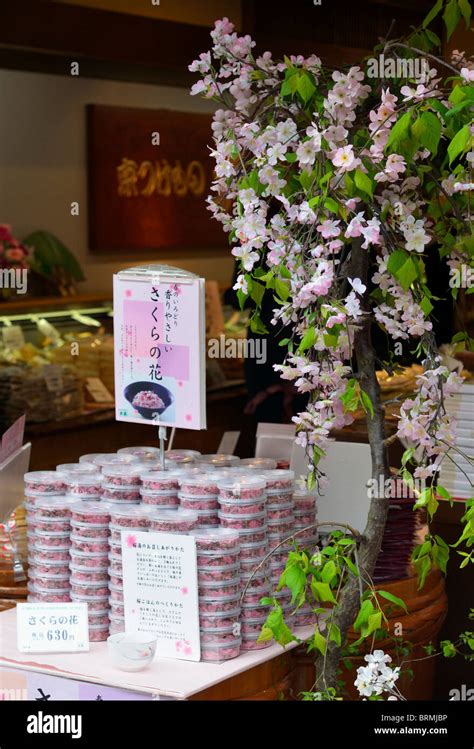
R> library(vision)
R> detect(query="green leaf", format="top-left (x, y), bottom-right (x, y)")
top-left (25, 230), bottom-right (86, 282)
top-left (297, 72), bottom-right (316, 103)
top-left (422, 0), bottom-right (444, 28)
top-left (236, 289), bottom-right (247, 311)
top-left (312, 581), bottom-right (337, 604)
top-left (436, 485), bottom-right (452, 500)
top-left (386, 112), bottom-right (412, 151)
top-left (274, 278), bottom-right (290, 302)
top-left (360, 389), bottom-right (374, 419)
top-left (412, 111), bottom-right (441, 155)
top-left (353, 600), bottom-right (374, 632)
top-left (263, 606), bottom-right (297, 646)
top-left (387, 250), bottom-right (418, 290)
top-left (328, 623), bottom-right (341, 647)
top-left (285, 152), bottom-right (297, 163)
top-left (311, 628), bottom-right (327, 655)
top-left (425, 28), bottom-right (442, 47)
top-left (284, 565), bottom-right (306, 602)
top-left (250, 280), bottom-right (265, 306)
top-left (378, 590), bottom-right (408, 612)
top-left (443, 0), bottom-right (462, 40)
top-left (299, 326), bottom-right (317, 353)
top-left (343, 555), bottom-right (359, 577)
top-left (249, 313), bottom-right (268, 335)
top-left (324, 197), bottom-right (339, 214)
top-left (363, 611), bottom-right (382, 637)
top-left (448, 124), bottom-right (470, 164)
top-left (354, 169), bottom-right (373, 197)
top-left (458, 0), bottom-right (472, 27)
top-left (421, 296), bottom-right (434, 316)
top-left (321, 560), bottom-right (337, 585)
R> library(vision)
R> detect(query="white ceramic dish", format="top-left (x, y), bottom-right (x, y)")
top-left (107, 632), bottom-right (157, 672)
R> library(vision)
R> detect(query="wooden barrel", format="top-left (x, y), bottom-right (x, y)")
top-left (292, 570), bottom-right (447, 701)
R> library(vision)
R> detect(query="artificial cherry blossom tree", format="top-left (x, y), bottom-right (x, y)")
top-left (191, 1), bottom-right (474, 696)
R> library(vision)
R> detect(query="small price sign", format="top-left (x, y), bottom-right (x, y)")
top-left (16, 603), bottom-right (90, 653)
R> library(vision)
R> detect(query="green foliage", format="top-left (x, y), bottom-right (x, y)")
top-left (25, 231), bottom-right (86, 282)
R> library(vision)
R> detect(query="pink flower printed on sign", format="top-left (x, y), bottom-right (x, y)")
top-left (175, 640), bottom-right (182, 651)
top-left (172, 284), bottom-right (182, 295)
top-left (185, 414), bottom-right (192, 422)
top-left (181, 587), bottom-right (189, 595)
top-left (183, 646), bottom-right (192, 656)
top-left (178, 381), bottom-right (183, 388)
top-left (125, 289), bottom-right (132, 297)
top-left (126, 534), bottom-right (137, 547)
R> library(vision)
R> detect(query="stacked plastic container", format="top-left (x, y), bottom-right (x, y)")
top-left (261, 470), bottom-right (295, 590)
top-left (107, 505), bottom-right (151, 636)
top-left (139, 470), bottom-right (180, 508)
top-left (196, 454), bottom-right (241, 469)
top-left (178, 472), bottom-right (229, 529)
top-left (27, 485), bottom-right (75, 603)
top-left (69, 502), bottom-right (111, 641)
top-left (101, 463), bottom-right (144, 504)
top-left (291, 485), bottom-right (318, 626)
top-left (193, 528), bottom-right (242, 662)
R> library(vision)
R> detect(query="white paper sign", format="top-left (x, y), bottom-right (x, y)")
top-left (16, 602), bottom-right (89, 653)
top-left (122, 530), bottom-right (200, 661)
top-left (217, 431), bottom-right (240, 455)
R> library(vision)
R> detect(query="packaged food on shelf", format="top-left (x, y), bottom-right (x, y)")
top-left (64, 474), bottom-right (103, 498)
top-left (262, 470), bottom-right (294, 491)
top-left (240, 458), bottom-right (277, 470)
top-left (139, 488), bottom-right (179, 507)
top-left (196, 454), bottom-right (240, 468)
top-left (118, 446), bottom-right (162, 461)
top-left (71, 502), bottom-right (112, 526)
top-left (179, 494), bottom-right (219, 511)
top-left (148, 508), bottom-right (199, 534)
top-left (200, 639), bottom-right (241, 662)
top-left (24, 471), bottom-right (65, 494)
top-left (218, 511), bottom-right (267, 530)
top-left (140, 471), bottom-right (181, 492)
top-left (217, 476), bottom-right (266, 500)
top-left (189, 528), bottom-right (241, 553)
top-left (108, 506), bottom-right (150, 528)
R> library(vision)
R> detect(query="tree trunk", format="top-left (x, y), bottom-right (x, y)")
top-left (315, 238), bottom-right (391, 692)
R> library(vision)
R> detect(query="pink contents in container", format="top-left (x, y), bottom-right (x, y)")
top-left (69, 566), bottom-right (109, 582)
top-left (294, 510), bottom-right (316, 525)
top-left (140, 471), bottom-right (181, 491)
top-left (34, 531), bottom-right (71, 548)
top-left (24, 471), bottom-right (65, 494)
top-left (101, 487), bottom-right (141, 501)
top-left (70, 521), bottom-right (109, 539)
top-left (196, 552), bottom-right (240, 568)
top-left (198, 594), bottom-right (241, 614)
top-left (179, 471), bottom-right (227, 496)
top-left (109, 525), bottom-right (145, 544)
top-left (218, 498), bottom-right (266, 515)
top-left (197, 564), bottom-right (240, 582)
top-left (262, 469), bottom-right (294, 491)
top-left (179, 495), bottom-right (219, 511)
top-left (191, 528), bottom-right (240, 553)
top-left (64, 475), bottom-right (103, 497)
top-left (108, 571), bottom-right (123, 587)
top-left (241, 634), bottom-right (273, 651)
top-left (35, 519), bottom-right (70, 533)
top-left (109, 582), bottom-right (124, 602)
top-left (267, 504), bottom-right (295, 521)
top-left (71, 502), bottom-right (112, 525)
top-left (109, 597), bottom-right (124, 616)
top-left (166, 449), bottom-right (201, 464)
top-left (88, 624), bottom-right (110, 642)
top-left (199, 610), bottom-right (241, 629)
top-left (31, 546), bottom-right (70, 563)
top-left (88, 612), bottom-right (110, 627)
top-left (265, 490), bottom-right (294, 506)
top-left (70, 593), bottom-right (108, 611)
top-left (200, 626), bottom-right (241, 644)
top-left (195, 510), bottom-right (219, 527)
top-left (109, 506), bottom-right (150, 528)
top-left (237, 528), bottom-right (267, 544)
top-left (218, 511), bottom-right (266, 530)
top-left (198, 578), bottom-right (240, 598)
top-left (148, 508), bottom-right (199, 534)
top-left (70, 550), bottom-right (108, 568)
top-left (108, 554), bottom-right (123, 574)
top-left (217, 476), bottom-right (266, 500)
top-left (70, 579), bottom-right (109, 597)
top-left (140, 489), bottom-right (179, 507)
top-left (267, 518), bottom-right (295, 534)
top-left (34, 496), bottom-right (76, 519)
top-left (28, 572), bottom-right (70, 589)
top-left (28, 583), bottom-right (71, 603)
top-left (201, 639), bottom-right (241, 662)
top-left (101, 464), bottom-right (144, 487)
top-left (28, 559), bottom-right (69, 575)
top-left (70, 536), bottom-right (109, 554)
top-left (241, 584), bottom-right (271, 605)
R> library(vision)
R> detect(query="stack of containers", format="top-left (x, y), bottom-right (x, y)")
top-left (193, 528), bottom-right (242, 662)
top-left (101, 463), bottom-right (143, 504)
top-left (28, 495), bottom-right (76, 603)
top-left (117, 446), bottom-right (161, 462)
top-left (24, 471), bottom-right (65, 560)
top-left (263, 470), bottom-right (295, 589)
top-left (217, 475), bottom-right (273, 652)
top-left (178, 472), bottom-right (229, 529)
top-left (107, 505), bottom-right (152, 635)
top-left (70, 502), bottom-right (112, 640)
top-left (139, 470), bottom-right (181, 508)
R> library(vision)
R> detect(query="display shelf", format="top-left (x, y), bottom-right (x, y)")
top-left (0, 608), bottom-right (312, 700)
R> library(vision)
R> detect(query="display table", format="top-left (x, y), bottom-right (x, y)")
top-left (0, 609), bottom-right (313, 700)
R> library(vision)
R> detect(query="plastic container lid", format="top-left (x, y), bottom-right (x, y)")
top-left (191, 528), bottom-right (240, 544)
top-left (218, 495), bottom-right (266, 506)
top-left (198, 624), bottom-right (236, 634)
top-left (140, 469), bottom-right (181, 481)
top-left (33, 540), bottom-right (71, 552)
top-left (139, 487), bottom-right (179, 497)
top-left (29, 570), bottom-right (70, 580)
top-left (196, 454), bottom-right (240, 468)
top-left (71, 519), bottom-right (109, 531)
top-left (178, 472), bottom-right (230, 488)
top-left (200, 606), bottom-right (241, 618)
top-left (240, 540), bottom-right (268, 550)
top-left (70, 576), bottom-right (108, 587)
top-left (70, 592), bottom-right (108, 602)
top-left (28, 556), bottom-right (68, 567)
top-left (218, 510), bottom-right (266, 521)
top-left (70, 501), bottom-right (113, 515)
top-left (108, 595), bottom-right (124, 606)
top-left (79, 453), bottom-right (115, 464)
top-left (102, 464), bottom-right (150, 480)
top-left (194, 509), bottom-right (219, 517)
top-left (24, 471), bottom-right (64, 484)
top-left (217, 476), bottom-right (266, 494)
top-left (240, 458), bottom-right (278, 470)
top-left (178, 493), bottom-right (219, 501)
top-left (108, 505), bottom-right (150, 520)
top-left (148, 508), bottom-right (198, 524)
top-left (198, 592), bottom-right (241, 603)
top-left (28, 581), bottom-right (71, 594)
top-left (109, 523), bottom-right (146, 534)
top-left (293, 485), bottom-right (318, 500)
top-left (262, 469), bottom-right (295, 482)
top-left (56, 463), bottom-right (101, 476)
top-left (266, 501), bottom-right (295, 511)
top-left (63, 474), bottom-right (103, 487)
top-left (107, 566), bottom-right (123, 577)
top-left (197, 563), bottom-right (239, 573)
top-left (93, 454), bottom-right (140, 468)
top-left (118, 446), bottom-right (162, 460)
top-left (35, 528), bottom-right (71, 538)
top-left (238, 526), bottom-right (268, 536)
top-left (70, 563), bottom-right (109, 573)
top-left (201, 637), bottom-right (241, 649)
top-left (198, 576), bottom-right (240, 588)
top-left (34, 495), bottom-right (78, 511)
top-left (70, 549), bottom-right (110, 559)
top-left (109, 582), bottom-right (124, 593)
top-left (166, 449), bottom-right (201, 462)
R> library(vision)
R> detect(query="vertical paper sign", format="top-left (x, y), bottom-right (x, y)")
top-left (0, 415), bottom-right (26, 465)
top-left (113, 270), bottom-right (206, 430)
top-left (122, 531), bottom-right (200, 662)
